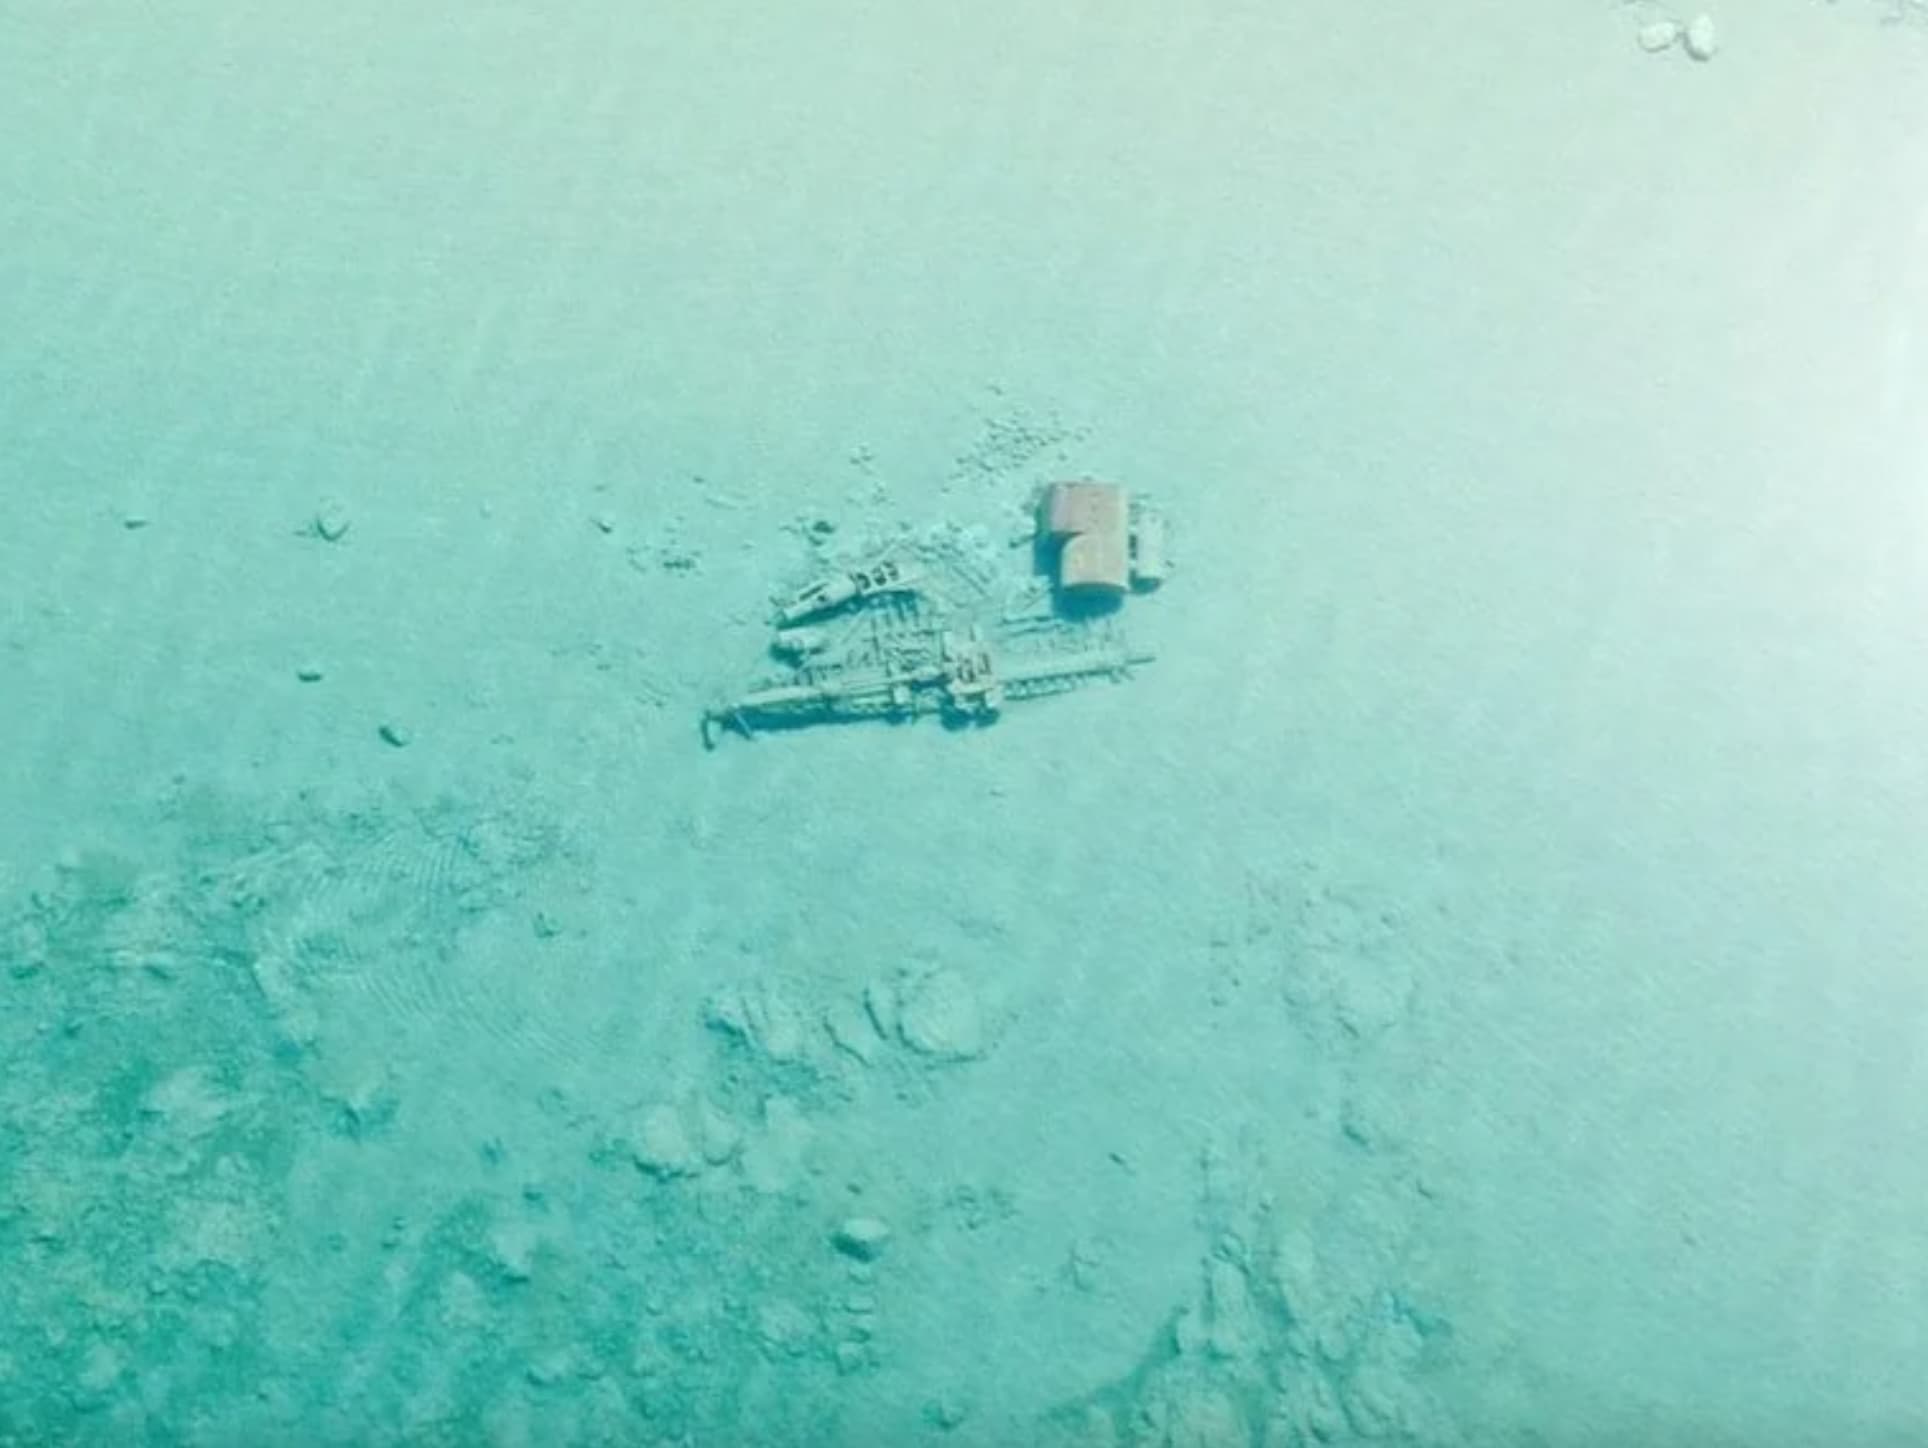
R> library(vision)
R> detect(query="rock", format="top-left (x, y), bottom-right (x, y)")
top-left (693, 1098), bottom-right (743, 1165)
top-left (525, 1349), bottom-right (576, 1387)
top-left (1684, 14), bottom-right (1718, 61)
top-left (632, 1104), bottom-right (701, 1178)
top-left (1161, 1386), bottom-right (1245, 1448)
top-left (823, 997), bottom-right (881, 1063)
top-left (740, 1096), bottom-right (812, 1194)
top-left (317, 1065), bottom-right (399, 1139)
top-left (897, 969), bottom-right (984, 1060)
top-left (139, 1066), bottom-right (234, 1142)
top-left (1297, 1377), bottom-right (1349, 1445)
top-left (1343, 1366), bottom-right (1414, 1439)
top-left (486, 1222), bottom-right (541, 1281)
top-left (704, 988), bottom-right (752, 1038)
top-left (75, 1342), bottom-right (122, 1398)
top-left (756, 1299), bottom-right (816, 1355)
top-left (1172, 1304), bottom-right (1208, 1357)
top-left (832, 1216), bottom-right (892, 1261)
top-left (295, 665), bottom-right (324, 683)
top-left (1636, 18), bottom-right (1682, 52)
top-left (378, 722), bottom-right (411, 748)
top-left (1267, 1229), bottom-right (1322, 1324)
top-left (923, 1396), bottom-right (968, 1431)
top-left (705, 983), bottom-right (808, 1063)
top-left (1205, 1258), bottom-right (1263, 1360)
top-left (863, 980), bottom-right (899, 1040)
top-left (312, 500), bottom-right (351, 542)
top-left (437, 1269), bottom-right (491, 1329)
top-left (747, 989), bottom-right (807, 1062)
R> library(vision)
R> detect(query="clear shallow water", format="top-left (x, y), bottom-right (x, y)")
top-left (4, 2), bottom-right (1928, 1443)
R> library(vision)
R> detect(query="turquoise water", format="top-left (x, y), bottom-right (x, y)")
top-left (5, 2), bottom-right (1928, 1443)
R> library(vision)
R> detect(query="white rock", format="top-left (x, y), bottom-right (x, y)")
top-left (1206, 1258), bottom-right (1263, 1360)
top-left (740, 1095), bottom-right (813, 1194)
top-left (632, 1103), bottom-right (700, 1177)
top-left (863, 980), bottom-right (899, 1040)
top-left (1684, 14), bottom-right (1718, 61)
top-left (705, 983), bottom-right (808, 1062)
top-left (823, 998), bottom-right (881, 1064)
top-left (76, 1342), bottom-right (123, 1396)
top-left (487, 1221), bottom-right (542, 1281)
top-left (747, 988), bottom-right (807, 1062)
top-left (524, 1348), bottom-right (577, 1387)
top-left (897, 969), bottom-right (984, 1060)
top-left (694, 1098), bottom-right (743, 1165)
top-left (1172, 1302), bottom-right (1208, 1357)
top-left (312, 499), bottom-right (351, 542)
top-left (832, 1216), bottom-right (893, 1261)
top-left (703, 988), bottom-right (752, 1039)
top-left (756, 1298), bottom-right (815, 1352)
top-left (1163, 1386), bottom-right (1245, 1447)
top-left (1636, 19), bottom-right (1682, 52)
top-left (140, 1066), bottom-right (232, 1139)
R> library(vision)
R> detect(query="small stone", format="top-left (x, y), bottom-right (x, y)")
top-left (833, 1216), bottom-right (892, 1261)
top-left (739, 1096), bottom-right (813, 1195)
top-left (486, 1222), bottom-right (541, 1281)
top-left (1683, 14), bottom-right (1718, 61)
top-left (313, 501), bottom-right (351, 542)
top-left (632, 1104), bottom-right (700, 1178)
top-left (924, 1397), bottom-right (968, 1431)
top-left (323, 1069), bottom-right (399, 1138)
top-left (823, 998), bottom-right (881, 1064)
top-left (1637, 18), bottom-right (1682, 52)
top-left (75, 1342), bottom-right (122, 1396)
top-left (694, 1098), bottom-right (743, 1166)
top-left (1206, 1258), bottom-right (1263, 1360)
top-left (1173, 1303), bottom-right (1208, 1357)
top-left (592, 513), bottom-right (616, 534)
top-left (524, 1350), bottom-right (574, 1387)
top-left (863, 981), bottom-right (899, 1041)
top-left (122, 513), bottom-right (150, 531)
top-left (756, 1299), bottom-right (815, 1354)
top-left (897, 969), bottom-right (984, 1060)
top-left (704, 983), bottom-right (807, 1062)
top-left (377, 722), bottom-right (410, 748)
top-left (747, 988), bottom-right (806, 1062)
top-left (704, 988), bottom-right (752, 1039)
top-left (295, 665), bottom-right (324, 683)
